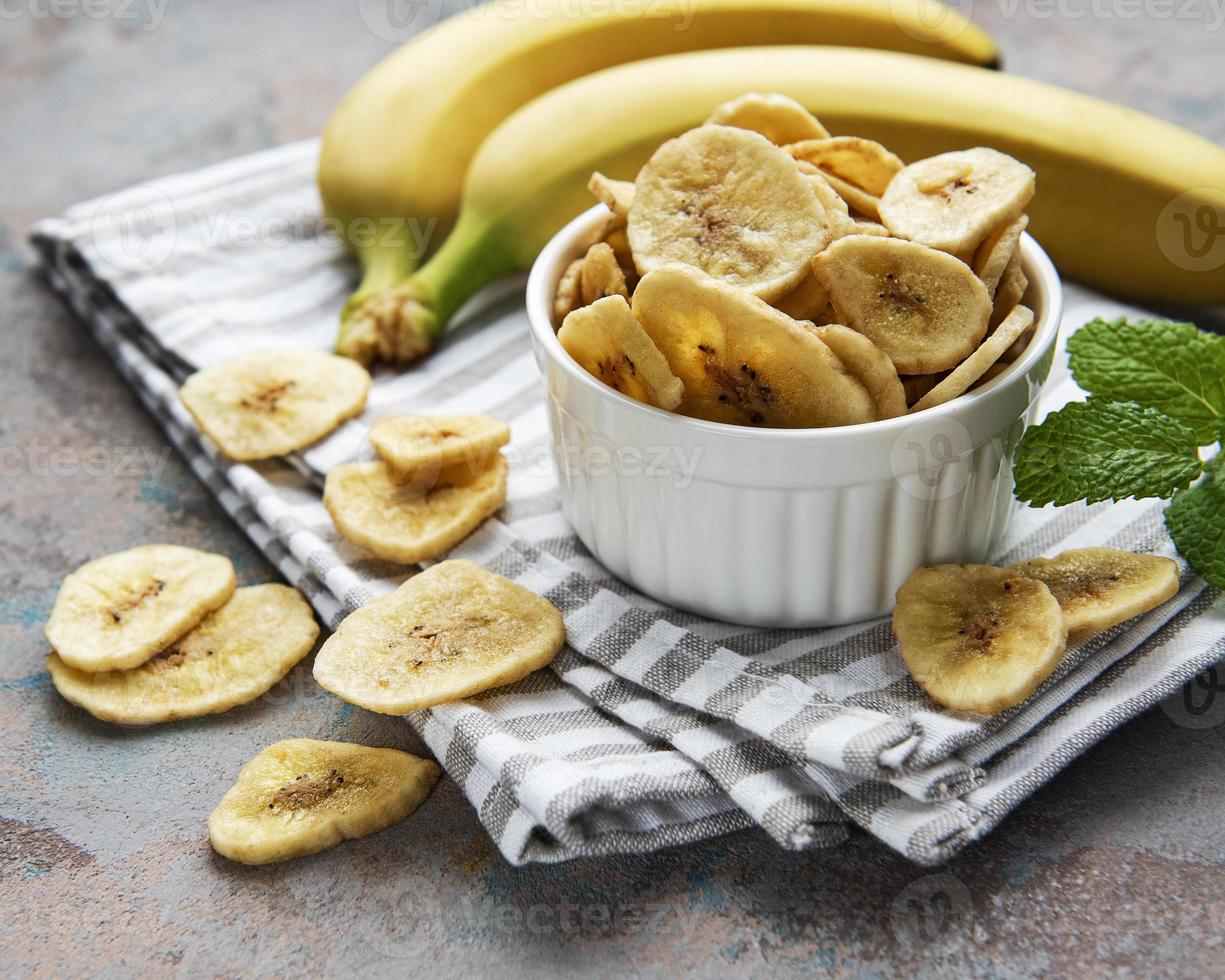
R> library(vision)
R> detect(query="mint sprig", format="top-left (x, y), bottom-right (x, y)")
top-left (1166, 455), bottom-right (1225, 591)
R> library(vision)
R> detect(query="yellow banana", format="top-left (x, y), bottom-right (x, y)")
top-left (347, 45), bottom-right (1225, 365)
top-left (319, 0), bottom-right (1000, 357)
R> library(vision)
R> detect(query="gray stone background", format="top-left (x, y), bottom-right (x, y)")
top-left (2, 1), bottom-right (1224, 976)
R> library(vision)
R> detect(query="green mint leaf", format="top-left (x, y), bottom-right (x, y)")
top-left (1166, 457), bottom-right (1225, 591)
top-left (1014, 398), bottom-right (1202, 506)
top-left (1067, 318), bottom-right (1225, 444)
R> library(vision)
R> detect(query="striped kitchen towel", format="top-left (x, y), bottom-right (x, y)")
top-left (31, 139), bottom-right (1225, 865)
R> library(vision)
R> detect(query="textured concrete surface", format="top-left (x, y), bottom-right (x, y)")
top-left (2, 2), bottom-right (1224, 976)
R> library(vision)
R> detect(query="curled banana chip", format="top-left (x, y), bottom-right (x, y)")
top-left (588, 171), bottom-right (634, 218)
top-left (973, 214), bottom-right (1028, 295)
top-left (627, 125), bottom-right (831, 301)
top-left (579, 242), bottom-right (630, 306)
top-left (893, 564), bottom-right (1068, 715)
top-left (47, 585), bottom-right (318, 725)
top-left (46, 545), bottom-right (236, 673)
top-left (313, 559), bottom-right (566, 715)
top-left (991, 252), bottom-right (1030, 331)
top-left (324, 456), bottom-right (507, 565)
top-left (772, 273), bottom-right (831, 322)
top-left (558, 295), bottom-right (685, 411)
top-left (820, 172), bottom-right (883, 221)
top-left (801, 171), bottom-right (855, 238)
top-left (370, 414), bottom-right (511, 487)
top-left (901, 373), bottom-right (943, 407)
top-left (879, 148), bottom-right (1036, 255)
top-left (786, 136), bottom-right (903, 197)
top-left (704, 92), bottom-right (829, 145)
top-left (812, 235), bottom-right (992, 375)
top-left (179, 350), bottom-right (371, 461)
top-left (632, 265), bottom-right (876, 428)
top-left (1011, 547), bottom-right (1179, 641)
top-left (208, 739), bottom-right (440, 864)
top-left (911, 305), bottom-right (1035, 413)
top-left (811, 324), bottom-right (907, 420)
top-left (552, 257), bottom-right (585, 327)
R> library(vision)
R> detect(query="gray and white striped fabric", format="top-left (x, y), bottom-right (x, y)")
top-left (31, 139), bottom-right (1224, 866)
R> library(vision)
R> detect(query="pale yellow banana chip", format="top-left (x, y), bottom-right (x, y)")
top-left (991, 252), bottom-right (1030, 331)
top-left (179, 350), bottom-right (371, 461)
top-left (370, 414), bottom-right (511, 487)
top-left (587, 171), bottom-right (634, 218)
top-left (313, 559), bottom-right (566, 715)
top-left (558, 295), bottom-right (685, 411)
top-left (704, 92), bottom-right (829, 145)
top-left (851, 220), bottom-right (891, 237)
top-left (811, 324), bottom-right (907, 420)
top-left (893, 564), bottom-right (1068, 716)
top-left (911, 305), bottom-right (1035, 412)
top-left (627, 125), bottom-right (831, 301)
top-left (772, 273), bottom-right (831, 322)
top-left (973, 214), bottom-right (1028, 295)
top-left (1011, 547), bottom-right (1179, 641)
top-left (324, 457), bottom-right (507, 565)
top-left (820, 172), bottom-right (882, 221)
top-left (812, 235), bottom-right (992, 375)
top-left (552, 257), bottom-right (585, 327)
top-left (632, 265), bottom-right (876, 428)
top-left (879, 148), bottom-right (1036, 255)
top-left (46, 545), bottom-right (236, 673)
top-left (580, 242), bottom-right (630, 306)
top-left (786, 137), bottom-right (903, 197)
top-left (47, 584), bottom-right (318, 725)
top-left (208, 739), bottom-right (439, 864)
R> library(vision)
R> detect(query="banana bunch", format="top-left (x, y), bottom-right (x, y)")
top-left (331, 44), bottom-right (1225, 364)
top-left (318, 0), bottom-right (1001, 362)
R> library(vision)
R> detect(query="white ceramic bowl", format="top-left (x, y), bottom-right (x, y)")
top-left (527, 206), bottom-right (1062, 628)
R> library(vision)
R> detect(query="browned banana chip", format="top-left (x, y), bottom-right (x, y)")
top-left (179, 350), bottom-right (371, 461)
top-left (580, 242), bottom-right (630, 305)
top-left (772, 273), bottom-right (831, 322)
top-left (786, 137), bottom-right (904, 197)
top-left (991, 252), bottom-right (1029, 330)
top-left (632, 265), bottom-right (875, 428)
top-left (552, 257), bottom-right (585, 327)
top-left (901, 373), bottom-right (944, 407)
top-left (313, 559), bottom-right (566, 714)
top-left (911, 305), bottom-right (1035, 412)
top-left (47, 584), bottom-right (318, 725)
top-left (704, 92), bottom-right (829, 145)
top-left (812, 235), bottom-right (992, 375)
top-left (588, 171), bottom-right (634, 218)
top-left (370, 414), bottom-right (511, 487)
top-left (973, 214), bottom-right (1028, 295)
top-left (970, 359), bottom-right (1012, 391)
top-left (811, 324), bottom-right (907, 420)
top-left (880, 148), bottom-right (1036, 255)
top-left (324, 457), bottom-right (508, 565)
top-left (628, 125), bottom-right (831, 302)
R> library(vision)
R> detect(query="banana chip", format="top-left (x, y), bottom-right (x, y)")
top-left (370, 414), bottom-right (511, 487)
top-left (558, 295), bottom-right (685, 410)
top-left (632, 265), bottom-right (876, 427)
top-left (991, 252), bottom-right (1030, 331)
top-left (627, 125), bottom-right (831, 301)
top-left (313, 559), bottom-right (566, 715)
top-left (812, 235), bottom-right (992, 375)
top-left (893, 564), bottom-right (1068, 715)
top-left (324, 457), bottom-right (507, 565)
top-left (46, 545), bottom-right (236, 673)
top-left (901, 373), bottom-right (943, 407)
top-left (208, 739), bottom-right (440, 864)
top-left (47, 585), bottom-right (318, 725)
top-left (820, 172), bottom-right (883, 221)
top-left (580, 242), bottom-right (630, 305)
top-left (973, 214), bottom-right (1028, 295)
top-left (1011, 547), bottom-right (1179, 641)
top-left (801, 171), bottom-right (855, 238)
top-left (772, 273), bottom-right (831, 322)
top-left (879, 148), bottom-right (1036, 255)
top-left (587, 171), bottom-right (634, 218)
top-left (179, 350), bottom-right (371, 461)
top-left (911, 305), bottom-right (1035, 413)
top-left (811, 325), bottom-right (907, 420)
top-left (704, 92), bottom-right (829, 145)
top-left (552, 257), bottom-right (585, 327)
top-left (786, 137), bottom-right (903, 197)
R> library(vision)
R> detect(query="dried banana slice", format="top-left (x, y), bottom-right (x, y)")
top-left (879, 148), bottom-right (1036, 255)
top-left (821, 172), bottom-right (883, 221)
top-left (812, 235), bottom-right (992, 375)
top-left (991, 252), bottom-right (1029, 331)
top-left (851, 220), bottom-right (891, 237)
top-left (324, 457), bottom-right (507, 565)
top-left (632, 265), bottom-right (876, 428)
top-left (911, 305), bottom-right (1035, 413)
top-left (811, 325), bottom-right (907, 420)
top-left (627, 125), bottom-right (831, 302)
top-left (558, 295), bottom-right (685, 411)
top-left (786, 137), bottom-right (903, 197)
top-left (179, 350), bottom-right (371, 461)
top-left (772, 273), bottom-right (831, 322)
top-left (552, 257), bottom-right (585, 327)
top-left (704, 92), bottom-right (829, 145)
top-left (47, 585), bottom-right (318, 725)
top-left (313, 559), bottom-right (566, 715)
top-left (46, 545), bottom-right (236, 672)
top-left (901, 373), bottom-right (943, 407)
top-left (579, 242), bottom-right (630, 306)
top-left (1011, 547), bottom-right (1179, 641)
top-left (208, 739), bottom-right (439, 864)
top-left (370, 414), bottom-right (511, 488)
top-left (588, 171), bottom-right (634, 218)
top-left (893, 564), bottom-right (1068, 715)
top-left (973, 214), bottom-right (1028, 295)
